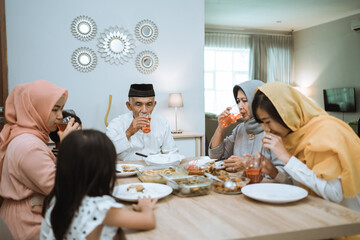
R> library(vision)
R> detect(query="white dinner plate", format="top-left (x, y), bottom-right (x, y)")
top-left (116, 164), bottom-right (143, 177)
top-left (241, 183), bottom-right (308, 204)
top-left (113, 183), bottom-right (173, 202)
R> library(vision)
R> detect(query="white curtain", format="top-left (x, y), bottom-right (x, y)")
top-left (249, 34), bottom-right (293, 84)
top-left (205, 32), bottom-right (293, 84)
top-left (205, 32), bottom-right (250, 49)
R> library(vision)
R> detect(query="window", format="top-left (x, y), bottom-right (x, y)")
top-left (204, 48), bottom-right (250, 115)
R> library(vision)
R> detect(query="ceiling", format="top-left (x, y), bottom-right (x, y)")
top-left (205, 0), bottom-right (360, 32)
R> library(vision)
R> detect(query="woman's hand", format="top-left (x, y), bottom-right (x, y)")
top-left (132, 196), bottom-right (157, 212)
top-left (262, 134), bottom-right (291, 164)
top-left (217, 107), bottom-right (232, 129)
top-left (223, 155), bottom-right (247, 172)
top-left (255, 152), bottom-right (278, 179)
top-left (58, 118), bottom-right (80, 142)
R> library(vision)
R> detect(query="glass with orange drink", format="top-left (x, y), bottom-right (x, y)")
top-left (140, 113), bottom-right (151, 133)
top-left (244, 155), bottom-right (262, 184)
top-left (219, 105), bottom-right (242, 128)
top-left (56, 116), bottom-right (71, 132)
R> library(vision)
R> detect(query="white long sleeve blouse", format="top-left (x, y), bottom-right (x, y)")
top-left (284, 156), bottom-right (360, 212)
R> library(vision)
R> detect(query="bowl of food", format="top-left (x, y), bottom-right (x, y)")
top-left (211, 175), bottom-right (250, 194)
top-left (167, 175), bottom-right (212, 197)
top-left (137, 165), bottom-right (187, 183)
top-left (145, 153), bottom-right (183, 167)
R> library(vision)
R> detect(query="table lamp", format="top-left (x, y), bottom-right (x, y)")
top-left (168, 93), bottom-right (183, 134)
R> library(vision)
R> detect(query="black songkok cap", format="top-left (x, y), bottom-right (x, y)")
top-left (128, 84), bottom-right (155, 97)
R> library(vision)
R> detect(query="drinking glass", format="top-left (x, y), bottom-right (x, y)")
top-left (219, 104), bottom-right (242, 128)
top-left (140, 113), bottom-right (151, 133)
top-left (245, 155), bottom-right (262, 184)
top-left (56, 116), bottom-right (71, 132)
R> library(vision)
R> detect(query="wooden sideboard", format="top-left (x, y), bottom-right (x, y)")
top-left (172, 131), bottom-right (204, 157)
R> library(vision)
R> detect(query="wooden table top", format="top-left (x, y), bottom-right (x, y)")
top-left (115, 161), bottom-right (360, 240)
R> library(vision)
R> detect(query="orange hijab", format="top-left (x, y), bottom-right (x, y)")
top-left (0, 80), bottom-right (68, 181)
top-left (258, 82), bottom-right (360, 198)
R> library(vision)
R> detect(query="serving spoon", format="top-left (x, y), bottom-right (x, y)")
top-left (204, 173), bottom-right (236, 190)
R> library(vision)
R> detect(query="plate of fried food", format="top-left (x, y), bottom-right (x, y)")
top-left (116, 164), bottom-right (144, 177)
top-left (183, 157), bottom-right (225, 176)
top-left (183, 157), bottom-right (225, 171)
top-left (112, 183), bottom-right (173, 202)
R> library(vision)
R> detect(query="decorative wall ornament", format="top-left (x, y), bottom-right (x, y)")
top-left (71, 47), bottom-right (97, 73)
top-left (97, 26), bottom-right (136, 65)
top-left (135, 19), bottom-right (158, 44)
top-left (135, 50), bottom-right (159, 74)
top-left (71, 15), bottom-right (97, 41)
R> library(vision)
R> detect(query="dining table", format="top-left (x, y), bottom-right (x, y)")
top-left (115, 160), bottom-right (360, 240)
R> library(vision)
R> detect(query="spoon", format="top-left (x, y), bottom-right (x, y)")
top-left (258, 146), bottom-right (264, 168)
top-left (159, 174), bottom-right (179, 190)
top-left (136, 152), bottom-right (148, 158)
top-left (204, 173), bottom-right (236, 190)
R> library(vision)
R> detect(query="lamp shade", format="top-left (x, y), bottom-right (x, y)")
top-left (168, 93), bottom-right (184, 107)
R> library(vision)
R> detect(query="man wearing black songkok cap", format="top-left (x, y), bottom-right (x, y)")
top-left (128, 83), bottom-right (155, 98)
top-left (106, 84), bottom-right (178, 160)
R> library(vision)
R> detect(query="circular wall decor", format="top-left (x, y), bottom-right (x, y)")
top-left (135, 50), bottom-right (159, 74)
top-left (71, 15), bottom-right (97, 41)
top-left (135, 19), bottom-right (158, 44)
top-left (98, 26), bottom-right (136, 65)
top-left (71, 47), bottom-right (97, 73)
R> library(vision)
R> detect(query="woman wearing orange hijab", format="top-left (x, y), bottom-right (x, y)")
top-left (252, 82), bottom-right (360, 212)
top-left (0, 80), bottom-right (80, 240)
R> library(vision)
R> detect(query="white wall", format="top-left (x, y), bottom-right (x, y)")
top-left (293, 14), bottom-right (360, 123)
top-left (5, 0), bottom-right (205, 135)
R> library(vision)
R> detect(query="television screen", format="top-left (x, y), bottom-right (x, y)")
top-left (323, 88), bottom-right (356, 112)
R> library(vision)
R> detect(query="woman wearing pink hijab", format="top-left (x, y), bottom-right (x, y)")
top-left (0, 80), bottom-right (79, 240)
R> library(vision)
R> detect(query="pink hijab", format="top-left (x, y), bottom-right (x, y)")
top-left (0, 80), bottom-right (68, 181)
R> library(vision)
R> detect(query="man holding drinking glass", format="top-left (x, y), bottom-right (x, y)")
top-left (106, 84), bottom-right (178, 160)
